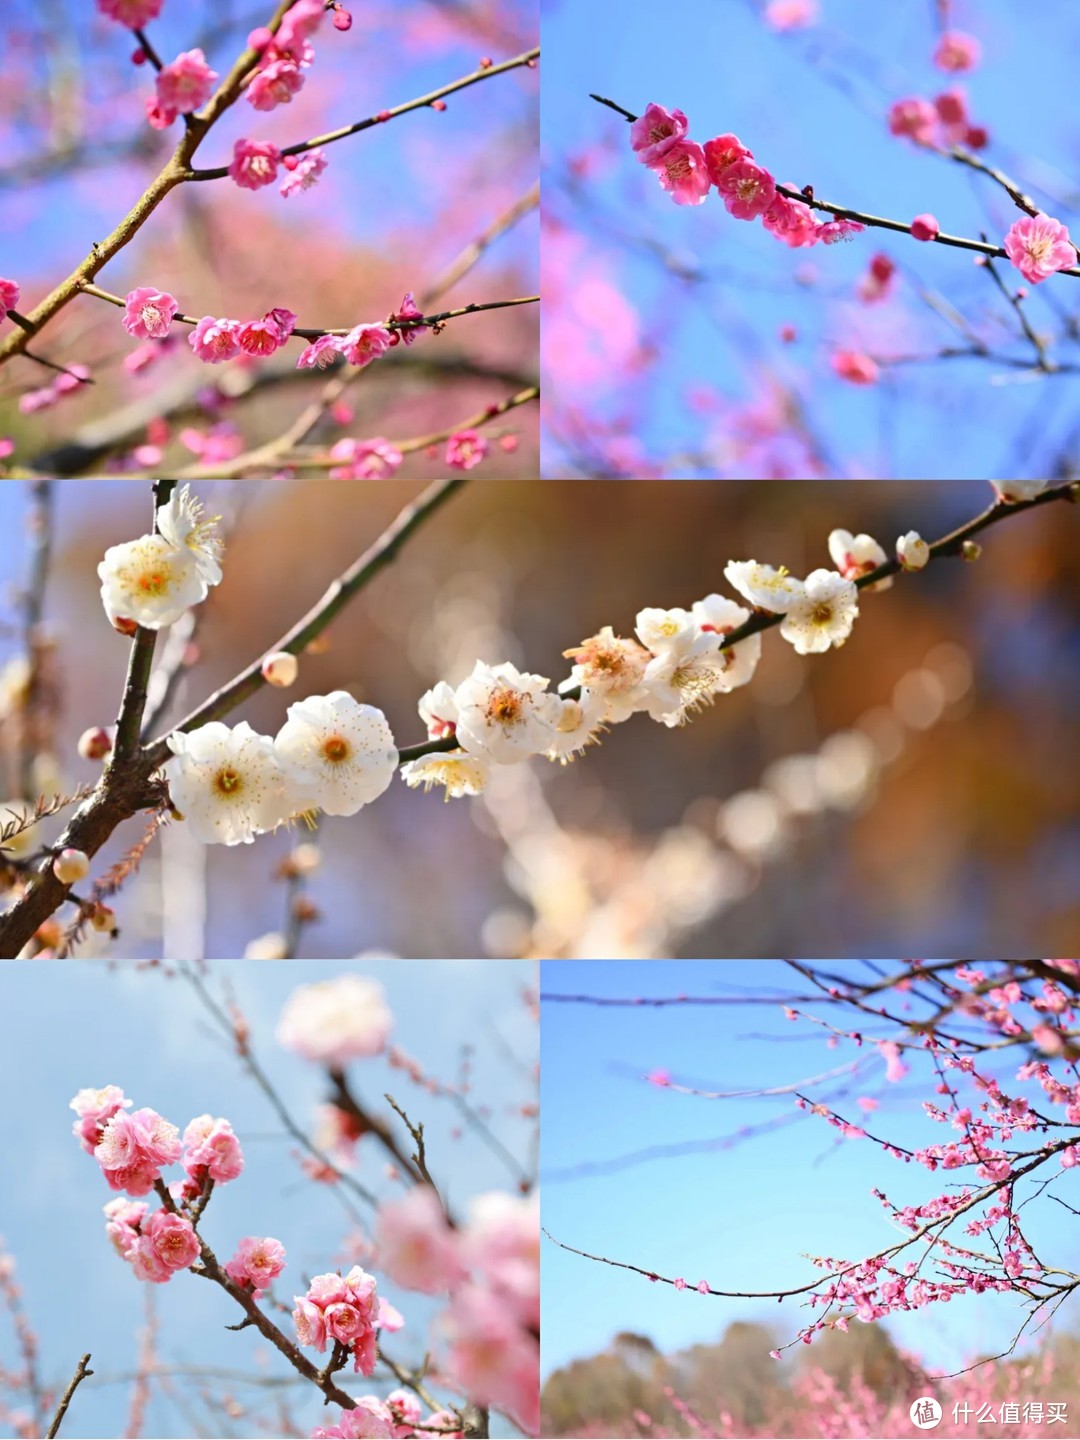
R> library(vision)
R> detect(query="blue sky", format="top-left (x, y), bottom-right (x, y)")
top-left (540, 960), bottom-right (1080, 1380)
top-left (541, 0), bottom-right (1080, 478)
top-left (0, 959), bottom-right (536, 1439)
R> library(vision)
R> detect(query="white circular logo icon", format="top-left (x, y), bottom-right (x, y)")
top-left (910, 1398), bottom-right (942, 1430)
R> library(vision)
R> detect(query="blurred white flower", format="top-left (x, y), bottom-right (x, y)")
top-left (276, 975), bottom-right (393, 1067)
top-left (992, 480), bottom-right (1047, 503)
top-left (400, 751), bottom-right (490, 799)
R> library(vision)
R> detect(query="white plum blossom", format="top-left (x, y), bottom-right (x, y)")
top-left (641, 632), bottom-right (728, 726)
top-left (992, 480), bottom-right (1047, 503)
top-left (827, 529), bottom-right (892, 591)
top-left (634, 606), bottom-right (698, 654)
top-left (400, 750), bottom-right (491, 799)
top-left (165, 721), bottom-right (288, 844)
top-left (544, 690), bottom-right (607, 763)
top-left (691, 594), bottom-right (762, 692)
top-left (274, 691), bottom-right (398, 817)
top-left (98, 534), bottom-right (206, 631)
top-left (276, 975), bottom-right (393, 1067)
top-left (156, 485), bottom-right (224, 587)
top-left (453, 661), bottom-right (560, 762)
top-left (560, 626), bottom-right (652, 723)
top-left (897, 531), bottom-right (930, 570)
top-left (724, 560), bottom-right (806, 613)
top-left (778, 569), bottom-right (859, 655)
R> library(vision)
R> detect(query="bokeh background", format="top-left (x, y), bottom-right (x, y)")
top-left (0, 957), bottom-right (536, 1439)
top-left (0, 0), bottom-right (538, 476)
top-left (542, 0), bottom-right (1080, 479)
top-left (540, 960), bottom-right (1080, 1439)
top-left (1, 477), bottom-right (1078, 959)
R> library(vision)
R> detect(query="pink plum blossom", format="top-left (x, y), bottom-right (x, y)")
top-left (910, 212), bottom-right (940, 242)
top-left (281, 149), bottom-right (328, 196)
top-left (762, 191), bottom-right (820, 248)
top-left (182, 1115), bottom-right (244, 1183)
top-left (887, 96), bottom-right (938, 144)
top-left (248, 58), bottom-right (305, 110)
top-left (71, 1085), bottom-right (131, 1154)
top-left (328, 437), bottom-right (404, 480)
top-left (1004, 213), bottom-right (1077, 284)
top-left (144, 96), bottom-right (177, 130)
top-left (156, 49), bottom-right (217, 114)
top-left (296, 335), bottom-right (342, 369)
top-left (292, 1266), bottom-right (392, 1376)
top-left (123, 287), bottom-right (179, 340)
top-left (94, 1106), bottom-right (182, 1194)
top-left (340, 324), bottom-right (391, 367)
top-left (629, 103), bottom-right (690, 167)
top-left (831, 350), bottom-right (880, 385)
top-left (652, 140), bottom-right (711, 205)
top-left (103, 1197), bottom-right (147, 1257)
top-left (716, 158), bottom-right (777, 220)
top-left (140, 1209), bottom-right (201, 1275)
top-left (97, 0), bottom-right (162, 24)
top-left (375, 1187), bottom-right (464, 1294)
top-left (189, 316), bottom-right (242, 363)
top-left (702, 134), bottom-right (752, 187)
top-left (384, 1390), bottom-right (422, 1438)
top-left (0, 278), bottom-right (20, 320)
top-left (225, 1236), bottom-right (287, 1296)
top-left (445, 429), bottom-right (489, 471)
top-left (228, 138), bottom-right (282, 190)
top-left (764, 0), bottom-right (819, 29)
top-left (390, 292), bottom-right (423, 345)
top-left (442, 1284), bottom-right (539, 1435)
top-left (934, 30), bottom-right (982, 72)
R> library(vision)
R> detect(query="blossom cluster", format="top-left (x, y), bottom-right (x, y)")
top-left (71, 1086), bottom-right (251, 1288)
top-left (769, 960), bottom-right (1080, 1351)
top-left (293, 1265), bottom-right (403, 1376)
top-left (887, 86), bottom-right (988, 153)
top-left (629, 100), bottom-right (1077, 286)
top-left (375, 1187), bottom-right (540, 1433)
top-left (119, 284), bottom-right (421, 368)
top-left (401, 526), bottom-right (937, 799)
top-left (165, 692), bottom-right (399, 844)
top-left (628, 102), bottom-right (865, 248)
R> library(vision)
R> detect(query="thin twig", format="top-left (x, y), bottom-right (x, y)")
top-left (45, 1354), bottom-right (93, 1439)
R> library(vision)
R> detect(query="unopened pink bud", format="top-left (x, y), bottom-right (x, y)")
top-left (262, 651), bottom-right (299, 687)
top-left (53, 848), bottom-right (90, 885)
top-left (910, 213), bottom-right (940, 242)
top-left (78, 727), bottom-right (113, 761)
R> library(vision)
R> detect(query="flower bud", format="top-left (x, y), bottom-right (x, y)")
top-left (262, 651), bottom-right (299, 687)
top-left (896, 531), bottom-right (929, 570)
top-left (78, 726), bottom-right (113, 762)
top-left (90, 904), bottom-right (117, 934)
top-left (53, 848), bottom-right (90, 885)
top-left (962, 540), bottom-right (982, 562)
